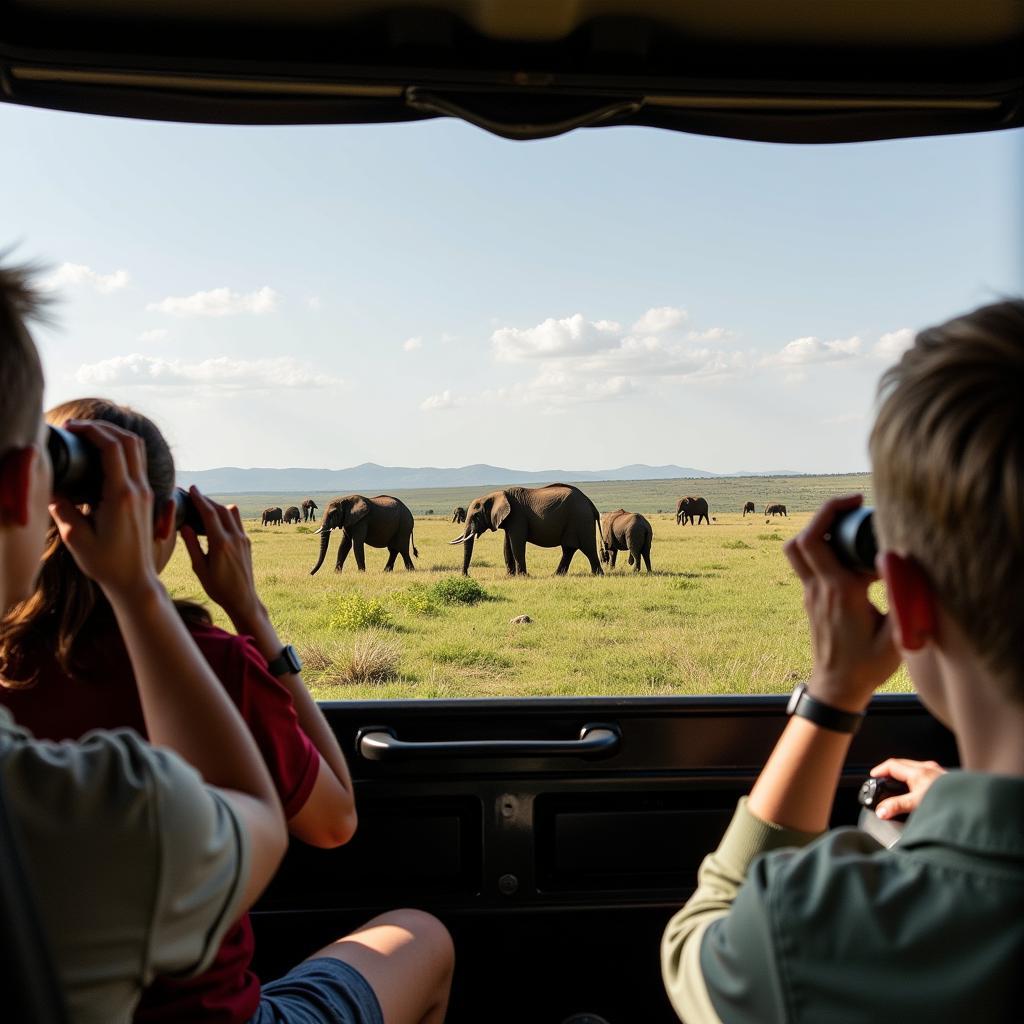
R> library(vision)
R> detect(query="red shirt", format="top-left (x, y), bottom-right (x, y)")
top-left (0, 620), bottom-right (321, 1024)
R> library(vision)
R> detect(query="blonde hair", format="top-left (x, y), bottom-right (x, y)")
top-left (869, 299), bottom-right (1024, 700)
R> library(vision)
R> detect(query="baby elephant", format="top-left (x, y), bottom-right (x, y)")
top-left (600, 509), bottom-right (653, 572)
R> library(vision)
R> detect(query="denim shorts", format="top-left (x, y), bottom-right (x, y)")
top-left (249, 958), bottom-right (384, 1024)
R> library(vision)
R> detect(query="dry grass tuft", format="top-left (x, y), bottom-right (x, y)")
top-left (338, 631), bottom-right (402, 685)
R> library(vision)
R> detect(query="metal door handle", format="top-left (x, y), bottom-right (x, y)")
top-left (357, 723), bottom-right (620, 761)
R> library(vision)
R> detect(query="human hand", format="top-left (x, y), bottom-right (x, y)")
top-left (870, 758), bottom-right (946, 819)
top-left (784, 494), bottom-right (901, 713)
top-left (49, 420), bottom-right (161, 604)
top-left (180, 488), bottom-right (263, 630)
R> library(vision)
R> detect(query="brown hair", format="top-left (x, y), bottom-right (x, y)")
top-left (0, 398), bottom-right (210, 686)
top-left (869, 298), bottom-right (1024, 701)
top-left (0, 257), bottom-right (50, 455)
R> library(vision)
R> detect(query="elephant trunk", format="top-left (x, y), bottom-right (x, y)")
top-left (310, 522), bottom-right (332, 575)
top-left (461, 533), bottom-right (475, 576)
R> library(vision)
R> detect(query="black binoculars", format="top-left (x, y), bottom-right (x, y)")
top-left (46, 425), bottom-right (205, 535)
top-left (826, 505), bottom-right (877, 573)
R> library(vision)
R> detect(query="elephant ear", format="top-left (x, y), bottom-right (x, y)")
top-left (490, 492), bottom-right (512, 529)
top-left (345, 497), bottom-right (370, 528)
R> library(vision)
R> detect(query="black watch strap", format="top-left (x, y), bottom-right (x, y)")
top-left (266, 644), bottom-right (302, 677)
top-left (786, 682), bottom-right (865, 734)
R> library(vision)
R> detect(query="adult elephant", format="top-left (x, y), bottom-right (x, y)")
top-left (261, 506), bottom-right (283, 526)
top-left (743, 501), bottom-right (755, 516)
top-left (600, 509), bottom-right (653, 573)
top-left (283, 505), bottom-right (301, 524)
top-left (310, 494), bottom-right (418, 574)
top-left (452, 506), bottom-right (467, 524)
top-left (301, 498), bottom-right (318, 522)
top-left (676, 495), bottom-right (710, 525)
top-left (765, 503), bottom-right (788, 517)
top-left (451, 483), bottom-right (603, 576)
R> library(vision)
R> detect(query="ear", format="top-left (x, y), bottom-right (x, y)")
top-left (490, 492), bottom-right (511, 530)
top-left (154, 497), bottom-right (176, 541)
top-left (345, 497), bottom-right (370, 528)
top-left (0, 447), bottom-right (35, 527)
top-left (879, 551), bottom-right (937, 653)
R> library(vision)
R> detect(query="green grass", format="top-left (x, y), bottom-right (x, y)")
top-left (160, 476), bottom-right (913, 700)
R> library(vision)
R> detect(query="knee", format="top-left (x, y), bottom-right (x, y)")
top-left (377, 908), bottom-right (454, 970)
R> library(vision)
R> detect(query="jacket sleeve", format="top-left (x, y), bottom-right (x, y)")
top-left (661, 797), bottom-right (820, 1024)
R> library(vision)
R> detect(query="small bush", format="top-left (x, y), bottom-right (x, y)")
top-left (722, 540), bottom-right (753, 550)
top-left (295, 525), bottom-right (313, 534)
top-left (392, 584), bottom-right (441, 616)
top-left (342, 632), bottom-right (401, 684)
top-left (298, 639), bottom-right (335, 672)
top-left (758, 532), bottom-right (784, 541)
top-left (329, 594), bottom-right (392, 630)
top-left (429, 576), bottom-right (488, 605)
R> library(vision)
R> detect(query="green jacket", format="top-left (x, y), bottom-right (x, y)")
top-left (662, 772), bottom-right (1024, 1024)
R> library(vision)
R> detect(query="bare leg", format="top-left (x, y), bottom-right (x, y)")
top-left (335, 533), bottom-right (352, 572)
top-left (306, 908), bottom-right (454, 1024)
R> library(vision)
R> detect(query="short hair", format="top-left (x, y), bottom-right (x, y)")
top-left (869, 298), bottom-right (1024, 701)
top-left (0, 259), bottom-right (48, 455)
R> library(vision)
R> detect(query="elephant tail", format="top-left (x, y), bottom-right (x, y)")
top-left (411, 524), bottom-right (419, 559)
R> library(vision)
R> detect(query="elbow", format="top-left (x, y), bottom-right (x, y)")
top-left (301, 808), bottom-right (358, 849)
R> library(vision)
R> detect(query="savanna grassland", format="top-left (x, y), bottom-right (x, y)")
top-left (162, 474), bottom-right (912, 701)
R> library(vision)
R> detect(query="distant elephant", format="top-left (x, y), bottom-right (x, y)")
top-left (302, 498), bottom-right (318, 522)
top-left (452, 506), bottom-right (467, 524)
top-left (765, 503), bottom-right (788, 517)
top-left (600, 509), bottom-right (653, 573)
top-left (676, 495), bottom-right (710, 526)
top-left (283, 506), bottom-right (301, 524)
top-left (451, 483), bottom-right (603, 576)
top-left (261, 506), bottom-right (283, 526)
top-left (743, 501), bottom-right (755, 516)
top-left (310, 495), bottom-right (418, 574)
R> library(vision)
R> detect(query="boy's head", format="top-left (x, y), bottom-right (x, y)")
top-left (0, 260), bottom-right (52, 611)
top-left (870, 299), bottom-right (1024, 709)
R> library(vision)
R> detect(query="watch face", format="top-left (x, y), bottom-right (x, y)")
top-left (786, 681), bottom-right (806, 716)
top-left (283, 645), bottom-right (302, 673)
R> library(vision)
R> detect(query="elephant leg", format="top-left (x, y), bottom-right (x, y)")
top-left (353, 538), bottom-right (367, 572)
top-left (585, 546), bottom-right (603, 575)
top-left (643, 546), bottom-right (653, 573)
top-left (609, 549), bottom-right (617, 568)
top-left (554, 546), bottom-right (575, 575)
top-left (335, 533), bottom-right (352, 573)
top-left (509, 528), bottom-right (528, 575)
top-left (503, 534), bottom-right (516, 575)
top-left (629, 544), bottom-right (641, 571)
top-left (400, 544), bottom-right (415, 570)
top-left (383, 547), bottom-right (399, 572)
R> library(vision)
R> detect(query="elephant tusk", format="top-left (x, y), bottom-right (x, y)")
top-left (449, 531), bottom-right (475, 545)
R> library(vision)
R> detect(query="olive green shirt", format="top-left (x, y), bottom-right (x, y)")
top-left (662, 773), bottom-right (1024, 1024)
top-left (0, 707), bottom-right (250, 1024)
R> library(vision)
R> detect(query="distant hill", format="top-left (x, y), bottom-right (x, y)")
top-left (176, 462), bottom-right (729, 493)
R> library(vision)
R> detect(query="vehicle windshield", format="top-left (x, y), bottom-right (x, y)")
top-left (5, 106), bottom-right (1021, 698)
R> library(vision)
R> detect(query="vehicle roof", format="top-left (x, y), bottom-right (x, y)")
top-left (1, 0), bottom-right (1022, 141)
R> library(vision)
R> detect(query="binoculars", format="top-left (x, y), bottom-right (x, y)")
top-left (47, 425), bottom-right (205, 536)
top-left (826, 505), bottom-right (877, 573)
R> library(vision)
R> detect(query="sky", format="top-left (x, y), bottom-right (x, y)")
top-left (1, 104), bottom-right (1021, 474)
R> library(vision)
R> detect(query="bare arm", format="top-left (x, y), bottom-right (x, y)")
top-left (50, 421), bottom-right (287, 907)
top-left (182, 497), bottom-right (357, 848)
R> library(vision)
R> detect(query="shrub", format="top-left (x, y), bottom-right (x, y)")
top-left (722, 540), bottom-right (753, 550)
top-left (295, 525), bottom-right (313, 534)
top-left (758, 532), bottom-right (784, 541)
top-left (392, 584), bottom-right (440, 616)
top-left (329, 594), bottom-right (392, 630)
top-left (429, 575), bottom-right (488, 605)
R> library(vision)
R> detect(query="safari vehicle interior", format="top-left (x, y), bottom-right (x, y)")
top-left (1, 1), bottom-right (1021, 1021)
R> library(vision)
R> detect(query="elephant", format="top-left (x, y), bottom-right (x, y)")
top-left (283, 505), bottom-right (301, 524)
top-left (600, 509), bottom-right (653, 573)
top-left (743, 501), bottom-right (756, 516)
top-left (452, 506), bottom-right (467, 524)
top-left (261, 506), bottom-right (283, 526)
top-left (451, 483), bottom-right (603, 576)
top-left (310, 495), bottom-right (418, 574)
top-left (765, 503), bottom-right (788, 517)
top-left (301, 498), bottom-right (318, 522)
top-left (676, 495), bottom-right (710, 526)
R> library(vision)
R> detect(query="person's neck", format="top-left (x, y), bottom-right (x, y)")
top-left (945, 665), bottom-right (1024, 776)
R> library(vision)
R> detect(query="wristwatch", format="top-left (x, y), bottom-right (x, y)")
top-left (786, 681), bottom-right (865, 734)
top-left (266, 644), bottom-right (302, 677)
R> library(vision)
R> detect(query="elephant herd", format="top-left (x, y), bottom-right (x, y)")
top-left (741, 502), bottom-right (787, 517)
top-left (261, 499), bottom-right (319, 527)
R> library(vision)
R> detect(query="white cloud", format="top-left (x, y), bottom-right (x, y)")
top-left (420, 389), bottom-right (459, 411)
top-left (492, 313), bottom-right (623, 362)
top-left (403, 336), bottom-right (423, 352)
top-left (631, 306), bottom-right (687, 335)
top-left (137, 328), bottom-right (169, 343)
top-left (873, 327), bottom-right (914, 362)
top-left (75, 353), bottom-right (339, 391)
top-left (762, 335), bottom-right (862, 367)
top-left (687, 326), bottom-right (731, 342)
top-left (146, 286), bottom-right (278, 317)
top-left (40, 263), bottom-right (129, 294)
top-left (306, 296), bottom-right (322, 311)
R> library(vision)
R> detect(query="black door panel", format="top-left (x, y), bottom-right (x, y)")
top-left (252, 694), bottom-right (955, 1022)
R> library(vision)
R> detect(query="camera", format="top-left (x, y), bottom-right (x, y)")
top-left (826, 505), bottom-right (877, 573)
top-left (47, 425), bottom-right (205, 535)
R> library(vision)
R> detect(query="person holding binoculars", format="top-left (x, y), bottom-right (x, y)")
top-left (0, 262), bottom-right (453, 1024)
top-left (662, 300), bottom-right (1024, 1024)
